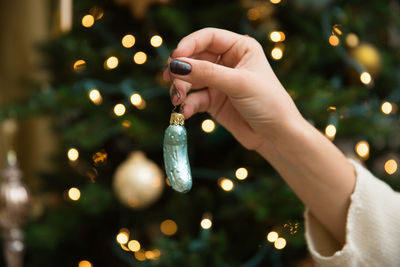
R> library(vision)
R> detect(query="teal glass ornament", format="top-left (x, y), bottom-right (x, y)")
top-left (163, 112), bottom-right (192, 193)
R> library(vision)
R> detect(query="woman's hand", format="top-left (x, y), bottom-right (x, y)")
top-left (164, 28), bottom-right (356, 245)
top-left (163, 28), bottom-right (303, 150)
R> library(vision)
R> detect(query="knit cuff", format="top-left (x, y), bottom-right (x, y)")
top-left (304, 158), bottom-right (400, 266)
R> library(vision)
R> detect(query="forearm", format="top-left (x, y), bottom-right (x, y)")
top-left (256, 117), bottom-right (356, 245)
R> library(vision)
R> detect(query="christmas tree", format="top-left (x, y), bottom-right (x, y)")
top-left (1, 0), bottom-right (399, 266)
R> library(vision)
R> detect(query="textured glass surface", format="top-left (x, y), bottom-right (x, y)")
top-left (163, 125), bottom-right (192, 193)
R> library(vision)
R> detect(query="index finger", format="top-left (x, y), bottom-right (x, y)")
top-left (171, 28), bottom-right (244, 58)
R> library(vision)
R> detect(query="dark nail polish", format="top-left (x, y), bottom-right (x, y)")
top-left (170, 59), bottom-right (191, 75)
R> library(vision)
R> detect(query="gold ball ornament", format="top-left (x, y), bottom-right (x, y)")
top-left (351, 43), bottom-right (382, 76)
top-left (113, 151), bottom-right (164, 209)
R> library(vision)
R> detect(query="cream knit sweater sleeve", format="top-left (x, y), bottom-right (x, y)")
top-left (304, 159), bottom-right (400, 267)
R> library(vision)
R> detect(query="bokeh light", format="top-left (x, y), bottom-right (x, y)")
top-left (270, 31), bottom-right (285, 42)
top-left (384, 159), bottom-right (398, 175)
top-left (73, 59), bottom-right (86, 72)
top-left (116, 231), bottom-right (129, 245)
top-left (200, 218), bottom-right (212, 230)
top-left (122, 34), bottom-right (135, 48)
top-left (267, 231), bottom-right (278, 243)
top-left (329, 35), bottom-right (339, 46)
top-left (150, 35), bottom-right (163, 47)
top-left (130, 93), bottom-right (143, 106)
top-left (270, 0), bottom-right (282, 4)
top-left (271, 47), bottom-right (283, 60)
top-left (67, 148), bottom-right (79, 161)
top-left (89, 89), bottom-right (102, 105)
top-left (355, 141), bottom-right (369, 159)
top-left (381, 101), bottom-right (393, 115)
top-left (346, 33), bottom-right (359, 47)
top-left (78, 260), bottom-right (92, 267)
top-left (134, 52), bottom-right (147, 65)
top-left (160, 219), bottom-right (178, 236)
top-left (82, 15), bottom-right (95, 28)
top-left (325, 124), bottom-right (337, 139)
top-left (105, 56), bottom-right (119, 70)
top-left (201, 119), bottom-right (215, 133)
top-left (219, 178), bottom-right (234, 191)
top-left (134, 250), bottom-right (146, 261)
top-left (114, 104), bottom-right (126, 116)
top-left (235, 167), bottom-right (248, 180)
top-left (68, 187), bottom-right (81, 201)
top-left (360, 72), bottom-right (372, 85)
top-left (247, 8), bottom-right (260, 21)
top-left (128, 240), bottom-right (141, 252)
top-left (274, 237), bottom-right (287, 249)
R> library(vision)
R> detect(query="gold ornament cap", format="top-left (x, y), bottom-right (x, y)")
top-left (170, 112), bottom-right (184, 126)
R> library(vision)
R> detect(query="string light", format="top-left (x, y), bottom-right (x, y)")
top-left (355, 141), bottom-right (369, 159)
top-left (114, 103), bottom-right (126, 116)
top-left (200, 218), bottom-right (212, 229)
top-left (105, 56), bottom-right (119, 70)
top-left (384, 159), bottom-right (398, 175)
top-left (89, 89), bottom-right (102, 105)
top-left (128, 240), bottom-right (141, 252)
top-left (134, 250), bottom-right (146, 261)
top-left (122, 34), bottom-right (135, 48)
top-left (73, 59), bottom-right (86, 71)
top-left (68, 187), bottom-right (81, 201)
top-left (235, 167), bottom-right (248, 180)
top-left (150, 35), bottom-right (163, 47)
top-left (328, 35), bottom-right (340, 46)
top-left (130, 93), bottom-right (143, 106)
top-left (274, 237), bottom-right (287, 249)
top-left (360, 72), bottom-right (372, 85)
top-left (270, 31), bottom-right (285, 42)
top-left (325, 124), bottom-right (337, 140)
top-left (78, 260), bottom-right (92, 267)
top-left (381, 101), bottom-right (393, 115)
top-left (67, 148), bottom-right (79, 161)
top-left (160, 219), bottom-right (178, 236)
top-left (133, 52), bottom-right (147, 65)
top-left (346, 33), bottom-right (359, 47)
top-left (116, 230), bottom-right (129, 245)
top-left (201, 119), bottom-right (215, 133)
top-left (219, 178), bottom-right (234, 191)
top-left (267, 231), bottom-right (278, 243)
top-left (270, 0), bottom-right (282, 4)
top-left (82, 14), bottom-right (95, 28)
top-left (271, 47), bottom-right (283, 60)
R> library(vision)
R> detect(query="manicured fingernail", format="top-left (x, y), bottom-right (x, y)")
top-left (170, 59), bottom-right (191, 75)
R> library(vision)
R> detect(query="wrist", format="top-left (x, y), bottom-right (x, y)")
top-left (256, 115), bottom-right (311, 158)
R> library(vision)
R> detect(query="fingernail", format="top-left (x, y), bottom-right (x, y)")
top-left (170, 59), bottom-right (191, 75)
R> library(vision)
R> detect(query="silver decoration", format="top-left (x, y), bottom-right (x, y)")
top-left (0, 151), bottom-right (30, 267)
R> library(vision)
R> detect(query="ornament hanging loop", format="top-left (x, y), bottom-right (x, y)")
top-left (168, 66), bottom-right (183, 113)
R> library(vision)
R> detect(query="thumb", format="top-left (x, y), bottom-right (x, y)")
top-left (169, 57), bottom-right (245, 97)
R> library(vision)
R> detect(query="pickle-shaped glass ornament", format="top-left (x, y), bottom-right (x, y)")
top-left (163, 112), bottom-right (192, 193)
